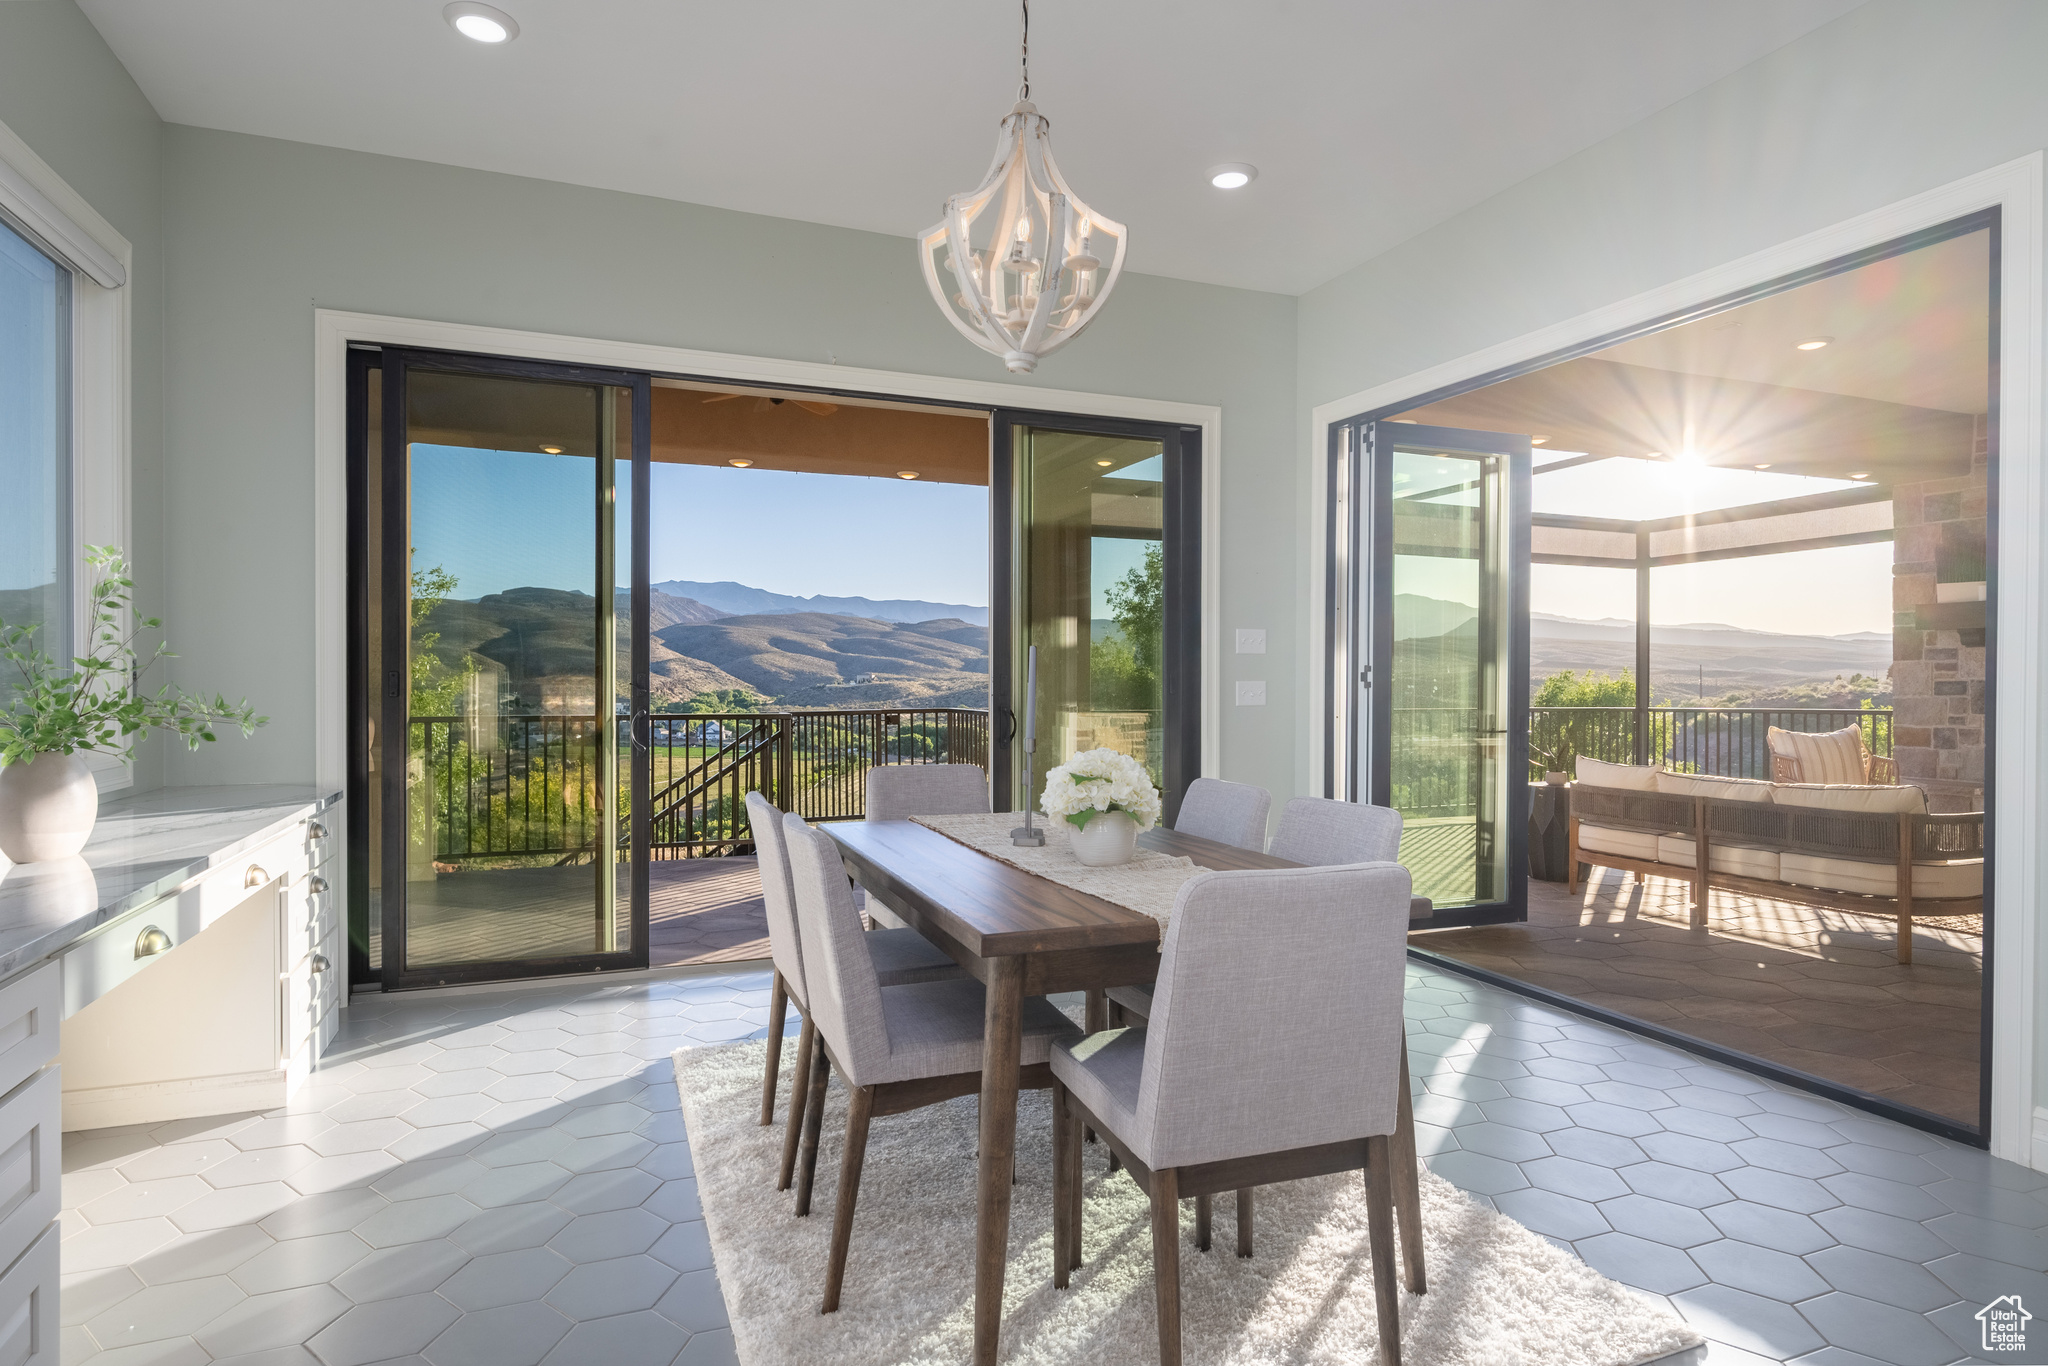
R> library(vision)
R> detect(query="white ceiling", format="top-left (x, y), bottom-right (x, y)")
top-left (80, 0), bottom-right (1864, 294)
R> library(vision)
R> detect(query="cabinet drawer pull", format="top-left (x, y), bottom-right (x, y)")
top-left (134, 925), bottom-right (173, 959)
top-left (309, 875), bottom-right (330, 894)
top-left (244, 864), bottom-right (268, 888)
top-left (307, 821), bottom-right (328, 840)
top-left (310, 954), bottom-right (330, 975)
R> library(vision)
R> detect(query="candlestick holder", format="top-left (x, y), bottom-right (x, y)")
top-left (1010, 741), bottom-right (1046, 846)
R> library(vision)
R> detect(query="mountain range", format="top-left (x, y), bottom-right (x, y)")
top-left (419, 581), bottom-right (1887, 715)
top-left (1393, 593), bottom-right (1893, 702)
top-left (649, 580), bottom-right (987, 626)
top-left (419, 586), bottom-right (990, 710)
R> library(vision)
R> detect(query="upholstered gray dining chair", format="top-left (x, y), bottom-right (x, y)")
top-left (781, 813), bottom-right (1075, 1313)
top-left (744, 792), bottom-right (961, 1192)
top-left (1105, 795), bottom-right (1428, 1287)
top-left (1051, 862), bottom-right (1415, 1366)
top-left (860, 763), bottom-right (991, 927)
top-left (864, 762), bottom-right (990, 820)
top-left (1171, 777), bottom-right (1272, 852)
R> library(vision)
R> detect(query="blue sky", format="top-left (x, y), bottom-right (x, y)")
top-left (409, 448), bottom-right (990, 606)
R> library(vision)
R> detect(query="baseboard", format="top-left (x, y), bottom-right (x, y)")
top-left (61, 1067), bottom-right (285, 1132)
top-left (2031, 1107), bottom-right (2048, 1172)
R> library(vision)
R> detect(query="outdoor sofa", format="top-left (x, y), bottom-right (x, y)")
top-left (1566, 745), bottom-right (1982, 965)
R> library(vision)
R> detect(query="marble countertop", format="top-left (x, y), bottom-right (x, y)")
top-left (0, 785), bottom-right (339, 983)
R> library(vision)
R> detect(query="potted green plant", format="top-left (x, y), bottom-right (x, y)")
top-left (0, 547), bottom-right (265, 862)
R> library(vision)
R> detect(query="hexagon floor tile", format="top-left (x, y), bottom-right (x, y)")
top-left (60, 961), bottom-right (2044, 1365)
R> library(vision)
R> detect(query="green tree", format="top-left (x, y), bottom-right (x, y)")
top-left (659, 689), bottom-right (765, 714)
top-left (408, 557), bottom-right (479, 716)
top-left (1529, 668), bottom-right (1636, 777)
top-left (1106, 543), bottom-right (1164, 674)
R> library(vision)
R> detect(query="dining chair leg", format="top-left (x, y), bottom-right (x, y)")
top-left (760, 971), bottom-right (788, 1127)
top-left (1364, 1134), bottom-right (1403, 1366)
top-left (1392, 1043), bottom-right (1426, 1293)
top-left (1235, 1187), bottom-right (1253, 1258)
top-left (822, 1084), bottom-right (874, 1313)
top-left (1194, 1194), bottom-right (1211, 1252)
top-left (1068, 1125), bottom-right (1085, 1273)
top-left (793, 1046), bottom-right (832, 1217)
top-left (1081, 991), bottom-right (1105, 1147)
top-left (777, 1010), bottom-right (816, 1192)
top-left (1051, 1082), bottom-right (1075, 1287)
top-left (1149, 1167), bottom-right (1183, 1366)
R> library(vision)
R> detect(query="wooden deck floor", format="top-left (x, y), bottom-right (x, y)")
top-left (1416, 867), bottom-right (1983, 1126)
top-left (394, 858), bottom-right (770, 970)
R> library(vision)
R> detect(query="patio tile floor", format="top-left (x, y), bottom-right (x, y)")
top-left (1416, 865), bottom-right (1983, 1125)
top-left (57, 959), bottom-right (2044, 1365)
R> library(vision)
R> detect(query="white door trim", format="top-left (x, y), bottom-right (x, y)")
top-left (310, 308), bottom-right (1223, 812)
top-left (1305, 151), bottom-right (2043, 1166)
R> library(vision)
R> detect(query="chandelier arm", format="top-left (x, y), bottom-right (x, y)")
top-left (1015, 193), bottom-right (1069, 359)
top-left (921, 221), bottom-right (1000, 351)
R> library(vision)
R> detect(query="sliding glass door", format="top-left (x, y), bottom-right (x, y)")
top-left (371, 350), bottom-right (651, 987)
top-left (1345, 420), bottom-right (1530, 925)
top-left (991, 413), bottom-right (1201, 823)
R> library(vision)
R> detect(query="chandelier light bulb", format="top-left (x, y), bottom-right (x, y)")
top-left (919, 3), bottom-right (1127, 373)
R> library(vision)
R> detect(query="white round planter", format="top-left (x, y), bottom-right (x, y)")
top-left (1070, 810), bottom-right (1139, 867)
top-left (0, 752), bottom-right (99, 863)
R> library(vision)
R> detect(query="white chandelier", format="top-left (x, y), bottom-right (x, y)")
top-left (919, 0), bottom-right (1126, 374)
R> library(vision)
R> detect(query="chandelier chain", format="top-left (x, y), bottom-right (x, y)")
top-left (1019, 0), bottom-right (1030, 102)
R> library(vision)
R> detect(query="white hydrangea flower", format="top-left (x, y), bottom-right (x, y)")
top-left (1038, 747), bottom-right (1160, 830)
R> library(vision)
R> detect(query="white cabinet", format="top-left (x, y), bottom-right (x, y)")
top-left (54, 799), bottom-right (344, 1131)
top-left (0, 1223), bottom-right (57, 1366)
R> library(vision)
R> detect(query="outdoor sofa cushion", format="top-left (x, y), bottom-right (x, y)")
top-left (1654, 836), bottom-right (1781, 881)
top-left (1767, 725), bottom-right (1868, 785)
top-left (1574, 757), bottom-right (1659, 791)
top-left (1773, 782), bottom-right (1928, 814)
top-left (1779, 852), bottom-right (1982, 899)
top-left (1577, 824), bottom-right (1660, 861)
top-left (1655, 771), bottom-right (1775, 802)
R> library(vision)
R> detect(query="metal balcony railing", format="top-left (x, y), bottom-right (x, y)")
top-left (405, 707), bottom-right (992, 863)
top-left (1390, 705), bottom-right (1894, 818)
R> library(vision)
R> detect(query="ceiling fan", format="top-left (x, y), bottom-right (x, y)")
top-left (701, 393), bottom-right (838, 417)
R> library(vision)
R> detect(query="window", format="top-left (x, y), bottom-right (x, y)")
top-left (0, 214), bottom-right (71, 674)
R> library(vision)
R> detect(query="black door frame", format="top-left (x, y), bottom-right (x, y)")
top-left (989, 409), bottom-right (1203, 824)
top-left (352, 345), bottom-right (651, 990)
top-left (1323, 208), bottom-right (2001, 1145)
top-left (1345, 419), bottom-right (1532, 929)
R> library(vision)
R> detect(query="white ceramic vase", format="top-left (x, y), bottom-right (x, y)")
top-left (0, 751), bottom-right (99, 863)
top-left (1070, 809), bottom-right (1139, 868)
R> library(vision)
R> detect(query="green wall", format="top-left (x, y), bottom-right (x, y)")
top-left (151, 129), bottom-right (1298, 802)
top-left (0, 0), bottom-right (167, 791)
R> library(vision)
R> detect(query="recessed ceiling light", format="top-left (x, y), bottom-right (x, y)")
top-left (445, 2), bottom-right (518, 43)
top-left (1530, 436), bottom-right (1549, 445)
top-left (538, 445), bottom-right (563, 454)
top-left (1645, 451), bottom-right (1664, 459)
top-left (1848, 471), bottom-right (1870, 479)
top-left (896, 471), bottom-right (919, 479)
top-left (1095, 459), bottom-right (1114, 467)
top-left (1754, 463), bottom-right (1772, 469)
top-left (1208, 163), bottom-right (1257, 190)
top-left (1795, 336), bottom-right (1832, 351)
top-left (728, 458), bottom-right (753, 468)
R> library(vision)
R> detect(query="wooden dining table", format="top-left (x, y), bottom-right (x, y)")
top-left (824, 818), bottom-right (1300, 1366)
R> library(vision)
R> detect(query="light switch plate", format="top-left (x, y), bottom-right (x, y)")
top-left (1235, 628), bottom-right (1267, 655)
top-left (1235, 681), bottom-right (1266, 706)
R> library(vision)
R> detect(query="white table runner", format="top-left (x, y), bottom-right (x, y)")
top-left (910, 812), bottom-right (1207, 931)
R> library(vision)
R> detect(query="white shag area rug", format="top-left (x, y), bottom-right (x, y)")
top-left (673, 1042), bottom-right (1702, 1366)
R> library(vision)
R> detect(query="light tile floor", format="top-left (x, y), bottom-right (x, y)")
top-left (60, 961), bottom-right (2048, 1366)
